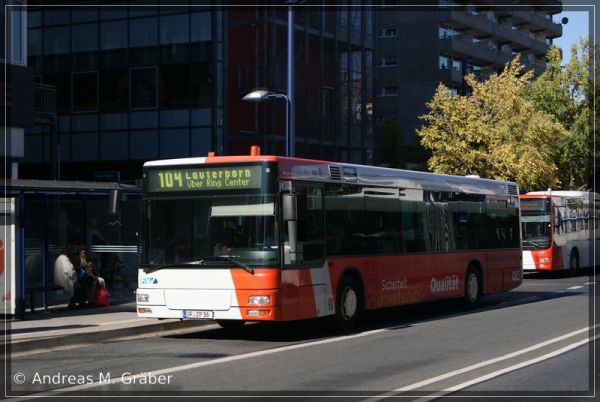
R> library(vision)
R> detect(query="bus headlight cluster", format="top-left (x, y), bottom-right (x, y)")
top-left (539, 257), bottom-right (551, 263)
top-left (248, 295), bottom-right (270, 305)
top-left (137, 293), bottom-right (150, 303)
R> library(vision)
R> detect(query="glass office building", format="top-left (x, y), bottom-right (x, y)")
top-left (22, 2), bottom-right (374, 181)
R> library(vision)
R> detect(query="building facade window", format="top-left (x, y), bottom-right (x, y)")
top-left (72, 23), bottom-right (98, 52)
top-left (438, 25), bottom-right (459, 39)
top-left (8, 3), bottom-right (26, 64)
top-left (444, 86), bottom-right (459, 97)
top-left (159, 13), bottom-right (189, 44)
top-left (377, 86), bottom-right (398, 97)
top-left (130, 66), bottom-right (158, 109)
top-left (439, 55), bottom-right (449, 69)
top-left (44, 26), bottom-right (69, 54)
top-left (191, 62), bottom-right (212, 106)
top-left (191, 12), bottom-right (211, 42)
top-left (72, 71), bottom-right (99, 113)
top-left (130, 17), bottom-right (158, 47)
top-left (72, 7), bottom-right (98, 24)
top-left (377, 27), bottom-right (397, 38)
top-left (100, 69), bottom-right (128, 112)
top-left (100, 20), bottom-right (128, 50)
top-left (376, 56), bottom-right (398, 67)
top-left (439, 55), bottom-right (462, 71)
top-left (159, 64), bottom-right (190, 107)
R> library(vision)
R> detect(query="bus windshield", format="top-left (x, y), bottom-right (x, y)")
top-left (520, 198), bottom-right (551, 250)
top-left (142, 194), bottom-right (279, 268)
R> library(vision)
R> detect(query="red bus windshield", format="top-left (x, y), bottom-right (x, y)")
top-left (520, 198), bottom-right (551, 250)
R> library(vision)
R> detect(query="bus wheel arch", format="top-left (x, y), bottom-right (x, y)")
top-left (334, 268), bottom-right (364, 331)
top-left (464, 262), bottom-right (483, 307)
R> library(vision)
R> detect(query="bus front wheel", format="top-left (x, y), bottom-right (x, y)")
top-left (335, 275), bottom-right (362, 331)
top-left (464, 266), bottom-right (482, 307)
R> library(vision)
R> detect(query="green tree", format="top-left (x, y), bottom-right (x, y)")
top-left (417, 56), bottom-right (568, 192)
top-left (522, 40), bottom-right (592, 189)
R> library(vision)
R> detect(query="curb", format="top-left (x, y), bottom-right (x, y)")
top-left (9, 319), bottom-right (213, 354)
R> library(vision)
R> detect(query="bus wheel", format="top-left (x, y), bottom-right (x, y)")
top-left (464, 267), bottom-right (482, 307)
top-left (216, 320), bottom-right (245, 330)
top-left (569, 249), bottom-right (580, 276)
top-left (335, 275), bottom-right (362, 331)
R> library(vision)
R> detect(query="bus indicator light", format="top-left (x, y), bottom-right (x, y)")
top-left (247, 309), bottom-right (270, 316)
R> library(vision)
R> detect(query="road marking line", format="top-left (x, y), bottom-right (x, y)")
top-left (363, 326), bottom-right (593, 401)
top-left (14, 324), bottom-right (596, 398)
top-left (567, 286), bottom-right (584, 290)
top-left (397, 326), bottom-right (591, 391)
top-left (442, 335), bottom-right (597, 393)
top-left (584, 282), bottom-right (596, 285)
top-left (21, 326), bottom-right (394, 394)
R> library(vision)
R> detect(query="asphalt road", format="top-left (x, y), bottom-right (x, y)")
top-left (8, 270), bottom-right (597, 399)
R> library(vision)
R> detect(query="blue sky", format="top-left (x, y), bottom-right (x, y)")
top-left (553, 9), bottom-right (591, 65)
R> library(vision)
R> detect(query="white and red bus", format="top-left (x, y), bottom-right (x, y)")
top-left (136, 148), bottom-right (522, 329)
top-left (520, 191), bottom-right (599, 272)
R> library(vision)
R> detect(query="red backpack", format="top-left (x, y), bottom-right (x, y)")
top-left (95, 287), bottom-right (110, 307)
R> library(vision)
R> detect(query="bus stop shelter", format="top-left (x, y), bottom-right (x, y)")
top-left (1, 179), bottom-right (140, 319)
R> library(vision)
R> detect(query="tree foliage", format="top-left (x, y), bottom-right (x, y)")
top-left (417, 55), bottom-right (568, 192)
top-left (521, 40), bottom-right (592, 189)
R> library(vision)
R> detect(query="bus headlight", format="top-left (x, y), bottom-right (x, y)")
top-left (539, 257), bottom-right (551, 263)
top-left (248, 295), bottom-right (270, 305)
top-left (137, 293), bottom-right (150, 303)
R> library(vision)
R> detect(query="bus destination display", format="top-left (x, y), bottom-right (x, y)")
top-left (146, 166), bottom-right (263, 192)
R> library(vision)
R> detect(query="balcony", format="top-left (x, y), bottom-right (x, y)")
top-left (441, 10), bottom-right (550, 56)
top-left (438, 66), bottom-right (464, 85)
top-left (440, 35), bottom-right (513, 68)
top-left (511, 11), bottom-right (562, 38)
top-left (33, 83), bottom-right (57, 125)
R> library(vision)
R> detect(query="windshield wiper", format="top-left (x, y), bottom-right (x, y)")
top-left (142, 257), bottom-right (254, 274)
top-left (198, 256), bottom-right (254, 274)
top-left (522, 239), bottom-right (545, 248)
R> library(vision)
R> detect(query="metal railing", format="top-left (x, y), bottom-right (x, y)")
top-left (33, 83), bottom-right (57, 124)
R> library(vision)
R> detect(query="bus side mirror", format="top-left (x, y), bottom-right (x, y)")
top-left (282, 194), bottom-right (297, 221)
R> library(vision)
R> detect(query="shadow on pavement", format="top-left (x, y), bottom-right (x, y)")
top-left (165, 287), bottom-right (585, 345)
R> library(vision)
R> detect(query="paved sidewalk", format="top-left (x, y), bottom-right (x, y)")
top-left (3, 300), bottom-right (211, 355)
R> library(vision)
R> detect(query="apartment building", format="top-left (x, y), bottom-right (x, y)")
top-left (376, 1), bottom-right (562, 169)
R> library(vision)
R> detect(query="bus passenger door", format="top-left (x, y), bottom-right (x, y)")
top-left (281, 183), bottom-right (329, 320)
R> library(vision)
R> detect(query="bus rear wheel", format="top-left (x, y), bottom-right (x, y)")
top-left (569, 249), bottom-right (580, 276)
top-left (463, 266), bottom-right (482, 307)
top-left (335, 275), bottom-right (362, 331)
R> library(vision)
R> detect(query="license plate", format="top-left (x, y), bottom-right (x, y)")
top-left (183, 310), bottom-right (214, 319)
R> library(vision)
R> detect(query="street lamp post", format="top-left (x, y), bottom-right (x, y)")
top-left (242, 89), bottom-right (291, 157)
top-left (287, 4), bottom-right (295, 158)
top-left (243, 2), bottom-right (299, 157)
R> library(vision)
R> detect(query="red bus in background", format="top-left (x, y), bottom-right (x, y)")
top-left (521, 191), bottom-right (599, 273)
top-left (137, 149), bottom-right (522, 330)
